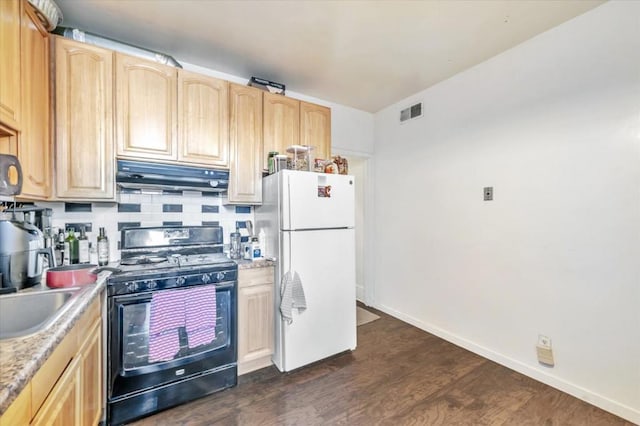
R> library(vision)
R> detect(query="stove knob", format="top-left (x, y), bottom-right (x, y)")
top-left (126, 282), bottom-right (139, 292)
top-left (146, 280), bottom-right (158, 290)
top-left (201, 273), bottom-right (211, 284)
top-left (216, 272), bottom-right (225, 281)
top-left (175, 277), bottom-right (186, 286)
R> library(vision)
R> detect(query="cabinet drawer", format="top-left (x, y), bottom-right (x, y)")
top-left (0, 383), bottom-right (30, 426)
top-left (238, 267), bottom-right (274, 288)
top-left (31, 326), bottom-right (78, 414)
top-left (76, 298), bottom-right (101, 344)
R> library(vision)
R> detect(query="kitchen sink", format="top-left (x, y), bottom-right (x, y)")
top-left (0, 288), bottom-right (82, 340)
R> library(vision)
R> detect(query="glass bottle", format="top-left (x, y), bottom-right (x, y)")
top-left (230, 227), bottom-right (242, 259)
top-left (268, 151), bottom-right (278, 174)
top-left (78, 227), bottom-right (90, 264)
top-left (55, 228), bottom-right (66, 266)
top-left (65, 229), bottom-right (79, 264)
top-left (97, 227), bottom-right (109, 266)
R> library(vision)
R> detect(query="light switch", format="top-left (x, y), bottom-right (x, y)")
top-left (483, 187), bottom-right (493, 201)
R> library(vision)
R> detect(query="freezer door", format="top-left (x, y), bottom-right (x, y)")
top-left (277, 228), bottom-right (357, 372)
top-left (281, 171), bottom-right (355, 230)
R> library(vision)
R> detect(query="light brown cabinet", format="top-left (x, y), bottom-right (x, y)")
top-left (0, 296), bottom-right (103, 426)
top-left (0, 0), bottom-right (52, 200)
top-left (31, 356), bottom-right (82, 426)
top-left (300, 102), bottom-right (331, 163)
top-left (117, 57), bottom-right (230, 168)
top-left (178, 70), bottom-right (229, 167)
top-left (263, 93), bottom-right (331, 171)
top-left (227, 83), bottom-right (263, 205)
top-left (79, 320), bottom-right (102, 426)
top-left (262, 93), bottom-right (299, 171)
top-left (55, 37), bottom-right (115, 200)
top-left (116, 53), bottom-right (177, 161)
top-left (0, 125), bottom-right (18, 156)
top-left (0, 0), bottom-right (22, 130)
top-left (18, 4), bottom-right (50, 199)
top-left (238, 266), bottom-right (274, 375)
top-left (0, 383), bottom-right (30, 426)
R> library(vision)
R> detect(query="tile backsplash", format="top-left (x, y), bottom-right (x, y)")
top-left (35, 189), bottom-right (254, 261)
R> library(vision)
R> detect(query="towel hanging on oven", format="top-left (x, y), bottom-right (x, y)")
top-left (185, 286), bottom-right (217, 348)
top-left (148, 289), bottom-right (186, 362)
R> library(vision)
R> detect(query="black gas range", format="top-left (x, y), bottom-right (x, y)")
top-left (106, 226), bottom-right (238, 425)
top-left (108, 226), bottom-right (238, 295)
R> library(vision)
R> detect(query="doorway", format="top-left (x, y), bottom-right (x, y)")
top-left (333, 151), bottom-right (373, 305)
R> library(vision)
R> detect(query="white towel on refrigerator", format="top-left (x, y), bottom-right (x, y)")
top-left (280, 271), bottom-right (307, 324)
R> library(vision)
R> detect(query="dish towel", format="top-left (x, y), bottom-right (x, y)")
top-left (185, 286), bottom-right (217, 348)
top-left (280, 271), bottom-right (307, 324)
top-left (148, 289), bottom-right (186, 362)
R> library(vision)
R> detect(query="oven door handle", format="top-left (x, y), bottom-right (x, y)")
top-left (113, 292), bottom-right (153, 304)
top-left (113, 281), bottom-right (236, 303)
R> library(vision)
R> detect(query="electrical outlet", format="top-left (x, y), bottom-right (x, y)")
top-left (538, 335), bottom-right (551, 348)
top-left (483, 186), bottom-right (493, 201)
top-left (536, 335), bottom-right (554, 366)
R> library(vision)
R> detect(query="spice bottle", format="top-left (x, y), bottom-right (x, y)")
top-left (97, 227), bottom-right (109, 266)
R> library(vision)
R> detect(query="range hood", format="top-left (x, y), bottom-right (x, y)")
top-left (116, 160), bottom-right (228, 193)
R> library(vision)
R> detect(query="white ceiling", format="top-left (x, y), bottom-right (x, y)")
top-left (54, 0), bottom-right (604, 113)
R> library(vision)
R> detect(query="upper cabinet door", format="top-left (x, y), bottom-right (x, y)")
top-left (227, 83), bottom-right (263, 204)
top-left (300, 101), bottom-right (331, 162)
top-left (178, 70), bottom-right (229, 167)
top-left (263, 93), bottom-right (299, 170)
top-left (116, 53), bottom-right (177, 161)
top-left (0, 0), bottom-right (22, 129)
top-left (19, 4), bottom-right (50, 199)
top-left (55, 37), bottom-right (115, 200)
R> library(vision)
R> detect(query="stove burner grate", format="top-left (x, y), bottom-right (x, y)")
top-left (120, 255), bottom-right (167, 266)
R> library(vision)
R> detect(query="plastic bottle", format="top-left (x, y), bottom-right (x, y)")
top-left (97, 227), bottom-right (109, 266)
top-left (89, 243), bottom-right (98, 265)
top-left (250, 237), bottom-right (261, 261)
top-left (258, 229), bottom-right (266, 259)
top-left (78, 227), bottom-right (90, 264)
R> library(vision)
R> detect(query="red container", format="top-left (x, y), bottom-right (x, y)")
top-left (46, 265), bottom-right (117, 288)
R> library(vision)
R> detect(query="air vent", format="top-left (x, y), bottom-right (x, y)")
top-left (400, 102), bottom-right (423, 123)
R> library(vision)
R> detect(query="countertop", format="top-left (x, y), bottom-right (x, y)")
top-left (0, 272), bottom-right (110, 415)
top-left (235, 258), bottom-right (276, 270)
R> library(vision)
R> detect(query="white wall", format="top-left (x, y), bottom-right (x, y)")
top-left (373, 1), bottom-right (639, 422)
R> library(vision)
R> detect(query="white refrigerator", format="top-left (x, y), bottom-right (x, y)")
top-left (255, 170), bottom-right (357, 372)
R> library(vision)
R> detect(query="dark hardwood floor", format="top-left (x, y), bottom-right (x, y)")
top-left (132, 307), bottom-right (632, 426)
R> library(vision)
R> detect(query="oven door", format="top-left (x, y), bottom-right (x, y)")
top-left (108, 281), bottom-right (237, 399)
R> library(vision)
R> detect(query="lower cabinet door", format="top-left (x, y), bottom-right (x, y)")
top-left (238, 282), bottom-right (274, 374)
top-left (31, 356), bottom-right (82, 426)
top-left (80, 320), bottom-right (102, 426)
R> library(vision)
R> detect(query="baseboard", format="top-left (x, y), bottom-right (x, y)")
top-left (374, 303), bottom-right (640, 425)
top-left (356, 284), bottom-right (364, 302)
top-left (238, 355), bottom-right (273, 376)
